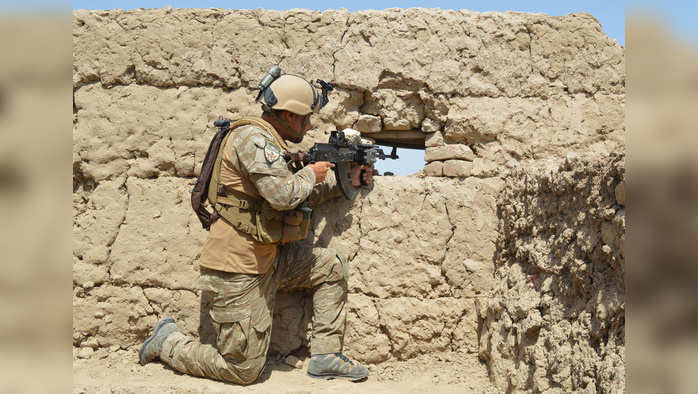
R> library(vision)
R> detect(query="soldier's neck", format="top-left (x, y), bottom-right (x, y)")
top-left (261, 112), bottom-right (298, 144)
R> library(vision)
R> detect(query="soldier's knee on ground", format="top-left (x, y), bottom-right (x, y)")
top-left (221, 356), bottom-right (266, 385)
top-left (211, 308), bottom-right (272, 385)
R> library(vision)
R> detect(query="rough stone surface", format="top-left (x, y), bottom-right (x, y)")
top-left (423, 161), bottom-right (444, 177)
top-left (72, 8), bottom-right (625, 392)
top-left (421, 118), bottom-right (441, 133)
top-left (476, 154), bottom-right (625, 393)
top-left (443, 160), bottom-right (473, 177)
top-left (424, 130), bottom-right (444, 147)
top-left (354, 114), bottom-right (382, 133)
top-left (363, 89), bottom-right (424, 130)
top-left (425, 145), bottom-right (475, 162)
top-left (470, 158), bottom-right (498, 178)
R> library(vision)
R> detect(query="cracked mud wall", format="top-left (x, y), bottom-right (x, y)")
top-left (476, 154), bottom-right (625, 393)
top-left (73, 8), bottom-right (624, 176)
top-left (72, 7), bottom-right (625, 389)
top-left (73, 173), bottom-right (504, 363)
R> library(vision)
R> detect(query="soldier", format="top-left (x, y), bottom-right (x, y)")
top-left (138, 72), bottom-right (372, 384)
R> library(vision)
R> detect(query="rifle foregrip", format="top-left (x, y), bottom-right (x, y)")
top-left (359, 168), bottom-right (369, 186)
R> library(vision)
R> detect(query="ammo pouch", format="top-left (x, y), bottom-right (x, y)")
top-left (280, 209), bottom-right (311, 244)
top-left (215, 186), bottom-right (310, 244)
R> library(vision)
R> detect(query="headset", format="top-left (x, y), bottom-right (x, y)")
top-left (255, 65), bottom-right (334, 113)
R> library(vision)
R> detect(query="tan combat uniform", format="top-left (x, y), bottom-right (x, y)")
top-left (159, 119), bottom-right (347, 385)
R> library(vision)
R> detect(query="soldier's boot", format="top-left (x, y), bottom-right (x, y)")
top-left (307, 352), bottom-right (369, 381)
top-left (138, 317), bottom-right (178, 365)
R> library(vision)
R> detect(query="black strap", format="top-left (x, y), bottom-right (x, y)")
top-left (191, 127), bottom-right (229, 230)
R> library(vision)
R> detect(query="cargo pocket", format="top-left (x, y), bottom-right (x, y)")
top-left (245, 311), bottom-right (273, 360)
top-left (210, 307), bottom-right (250, 363)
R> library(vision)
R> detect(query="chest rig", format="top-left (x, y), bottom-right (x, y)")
top-left (204, 117), bottom-right (310, 244)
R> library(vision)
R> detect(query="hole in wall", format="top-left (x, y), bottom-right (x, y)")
top-left (374, 145), bottom-right (425, 176)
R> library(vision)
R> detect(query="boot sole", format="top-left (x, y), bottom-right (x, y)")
top-left (138, 317), bottom-right (175, 365)
top-left (307, 372), bottom-right (368, 382)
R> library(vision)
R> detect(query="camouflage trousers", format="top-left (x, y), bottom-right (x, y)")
top-left (160, 242), bottom-right (349, 385)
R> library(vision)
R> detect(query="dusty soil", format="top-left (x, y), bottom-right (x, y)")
top-left (73, 350), bottom-right (497, 393)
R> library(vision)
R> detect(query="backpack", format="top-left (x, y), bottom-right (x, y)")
top-left (191, 119), bottom-right (232, 230)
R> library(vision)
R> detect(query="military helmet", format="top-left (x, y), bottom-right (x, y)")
top-left (263, 74), bottom-right (317, 116)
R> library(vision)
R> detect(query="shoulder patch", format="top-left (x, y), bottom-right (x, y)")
top-left (264, 141), bottom-right (281, 164)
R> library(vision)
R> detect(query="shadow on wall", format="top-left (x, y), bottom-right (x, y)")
top-left (312, 192), bottom-right (361, 249)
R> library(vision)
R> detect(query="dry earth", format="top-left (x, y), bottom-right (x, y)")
top-left (73, 349), bottom-right (497, 393)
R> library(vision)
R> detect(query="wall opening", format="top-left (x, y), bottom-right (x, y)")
top-left (359, 129), bottom-right (427, 176)
top-left (374, 145), bottom-right (426, 176)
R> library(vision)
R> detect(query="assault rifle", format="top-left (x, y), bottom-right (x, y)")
top-left (287, 130), bottom-right (399, 200)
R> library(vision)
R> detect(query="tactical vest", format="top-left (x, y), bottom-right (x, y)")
top-left (206, 117), bottom-right (310, 244)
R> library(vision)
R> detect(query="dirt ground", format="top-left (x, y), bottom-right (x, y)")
top-left (73, 349), bottom-right (497, 393)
